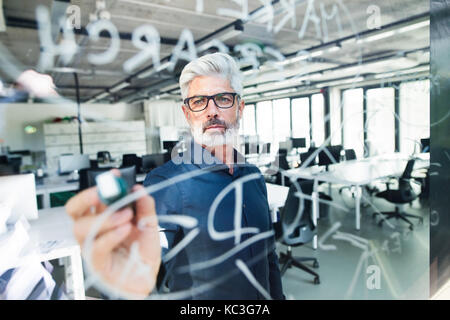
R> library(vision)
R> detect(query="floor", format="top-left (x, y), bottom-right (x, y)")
top-left (278, 184), bottom-right (429, 300)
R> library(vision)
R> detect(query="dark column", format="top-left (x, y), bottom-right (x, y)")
top-left (429, 0), bottom-right (450, 298)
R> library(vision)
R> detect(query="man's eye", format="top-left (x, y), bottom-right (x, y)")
top-left (192, 98), bottom-right (205, 105)
top-left (217, 96), bottom-right (231, 102)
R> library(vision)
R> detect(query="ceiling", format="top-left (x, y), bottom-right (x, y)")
top-left (0, 0), bottom-right (430, 104)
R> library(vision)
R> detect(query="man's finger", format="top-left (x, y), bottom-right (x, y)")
top-left (73, 207), bottom-right (133, 245)
top-left (133, 185), bottom-right (158, 228)
top-left (66, 187), bottom-right (101, 219)
top-left (91, 223), bottom-right (132, 264)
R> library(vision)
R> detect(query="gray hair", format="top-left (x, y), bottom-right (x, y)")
top-left (179, 52), bottom-right (243, 100)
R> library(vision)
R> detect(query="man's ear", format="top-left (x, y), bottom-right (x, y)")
top-left (238, 99), bottom-right (245, 119)
top-left (182, 104), bottom-right (190, 121)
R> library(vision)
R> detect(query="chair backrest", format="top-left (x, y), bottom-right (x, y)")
top-left (277, 153), bottom-right (290, 170)
top-left (122, 154), bottom-right (142, 172)
top-left (345, 149), bottom-right (357, 160)
top-left (300, 149), bottom-right (316, 167)
top-left (275, 180), bottom-right (316, 246)
top-left (401, 159), bottom-right (415, 180)
top-left (398, 159), bottom-right (418, 201)
top-left (420, 138), bottom-right (430, 153)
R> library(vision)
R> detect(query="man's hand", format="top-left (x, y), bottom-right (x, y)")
top-left (65, 181), bottom-right (161, 299)
top-left (16, 69), bottom-right (59, 98)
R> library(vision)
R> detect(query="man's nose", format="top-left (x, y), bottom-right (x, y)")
top-left (205, 97), bottom-right (219, 118)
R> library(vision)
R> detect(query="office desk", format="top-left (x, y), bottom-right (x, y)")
top-left (36, 176), bottom-right (79, 209)
top-left (36, 173), bottom-right (148, 209)
top-left (282, 153), bottom-right (430, 235)
top-left (18, 207), bottom-right (85, 299)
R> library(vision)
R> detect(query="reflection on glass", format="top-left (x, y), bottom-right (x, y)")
top-left (343, 88), bottom-right (364, 158)
top-left (400, 80), bottom-right (430, 154)
top-left (291, 97), bottom-right (310, 148)
top-left (256, 100), bottom-right (273, 142)
top-left (311, 93), bottom-right (325, 147)
top-left (273, 98), bottom-right (291, 142)
top-left (366, 88), bottom-right (395, 155)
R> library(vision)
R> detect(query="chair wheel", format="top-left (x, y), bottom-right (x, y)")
top-left (314, 277), bottom-right (320, 285)
top-left (409, 225), bottom-right (414, 231)
top-left (313, 261), bottom-right (319, 268)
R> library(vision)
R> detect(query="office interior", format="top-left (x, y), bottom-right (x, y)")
top-left (0, 0), bottom-right (448, 300)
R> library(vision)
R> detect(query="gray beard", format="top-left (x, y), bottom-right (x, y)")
top-left (190, 120), bottom-right (240, 148)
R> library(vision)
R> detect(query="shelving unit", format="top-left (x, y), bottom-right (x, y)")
top-left (43, 121), bottom-right (147, 172)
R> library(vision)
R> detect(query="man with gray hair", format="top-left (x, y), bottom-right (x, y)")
top-left (66, 53), bottom-right (284, 300)
top-left (143, 52), bottom-right (284, 299)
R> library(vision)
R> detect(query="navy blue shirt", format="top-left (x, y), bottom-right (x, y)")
top-left (143, 141), bottom-right (284, 300)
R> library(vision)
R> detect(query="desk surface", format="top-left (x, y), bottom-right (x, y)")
top-left (284, 153), bottom-right (430, 186)
top-left (36, 173), bottom-right (147, 194)
top-left (24, 207), bottom-right (79, 262)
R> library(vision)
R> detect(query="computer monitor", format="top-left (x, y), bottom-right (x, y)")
top-left (420, 138), bottom-right (430, 153)
top-left (162, 141), bottom-right (178, 152)
top-left (300, 149), bottom-right (317, 167)
top-left (141, 153), bottom-right (167, 173)
top-left (318, 145), bottom-right (343, 168)
top-left (81, 166), bottom-right (137, 191)
top-left (245, 142), bottom-right (259, 155)
top-left (261, 143), bottom-right (271, 154)
top-left (8, 150), bottom-right (31, 156)
top-left (6, 156), bottom-right (21, 174)
top-left (0, 173), bottom-right (38, 224)
top-left (58, 154), bottom-right (90, 174)
top-left (291, 138), bottom-right (306, 149)
top-left (244, 142), bottom-right (250, 155)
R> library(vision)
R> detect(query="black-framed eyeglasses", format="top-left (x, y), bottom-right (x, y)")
top-left (184, 92), bottom-right (240, 112)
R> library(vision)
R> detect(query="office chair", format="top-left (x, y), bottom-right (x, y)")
top-left (372, 159), bottom-right (423, 230)
top-left (344, 149), bottom-right (357, 161)
top-left (122, 154), bottom-right (142, 173)
top-left (97, 151), bottom-right (111, 164)
top-left (272, 149), bottom-right (291, 186)
top-left (274, 180), bottom-right (320, 285)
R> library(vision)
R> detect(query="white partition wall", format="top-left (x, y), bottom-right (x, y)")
top-left (44, 121), bottom-right (146, 173)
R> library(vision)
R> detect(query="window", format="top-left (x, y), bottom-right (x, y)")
top-left (330, 88), bottom-right (342, 146)
top-left (256, 101), bottom-right (273, 142)
top-left (291, 97), bottom-right (310, 147)
top-left (399, 80), bottom-right (430, 154)
top-left (311, 93), bottom-right (325, 147)
top-left (272, 98), bottom-right (291, 142)
top-left (342, 88), bottom-right (364, 158)
top-left (366, 87), bottom-right (395, 155)
top-left (241, 103), bottom-right (256, 136)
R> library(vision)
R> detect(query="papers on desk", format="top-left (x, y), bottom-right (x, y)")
top-left (0, 220), bottom-right (30, 274)
top-left (0, 219), bottom-right (59, 300)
